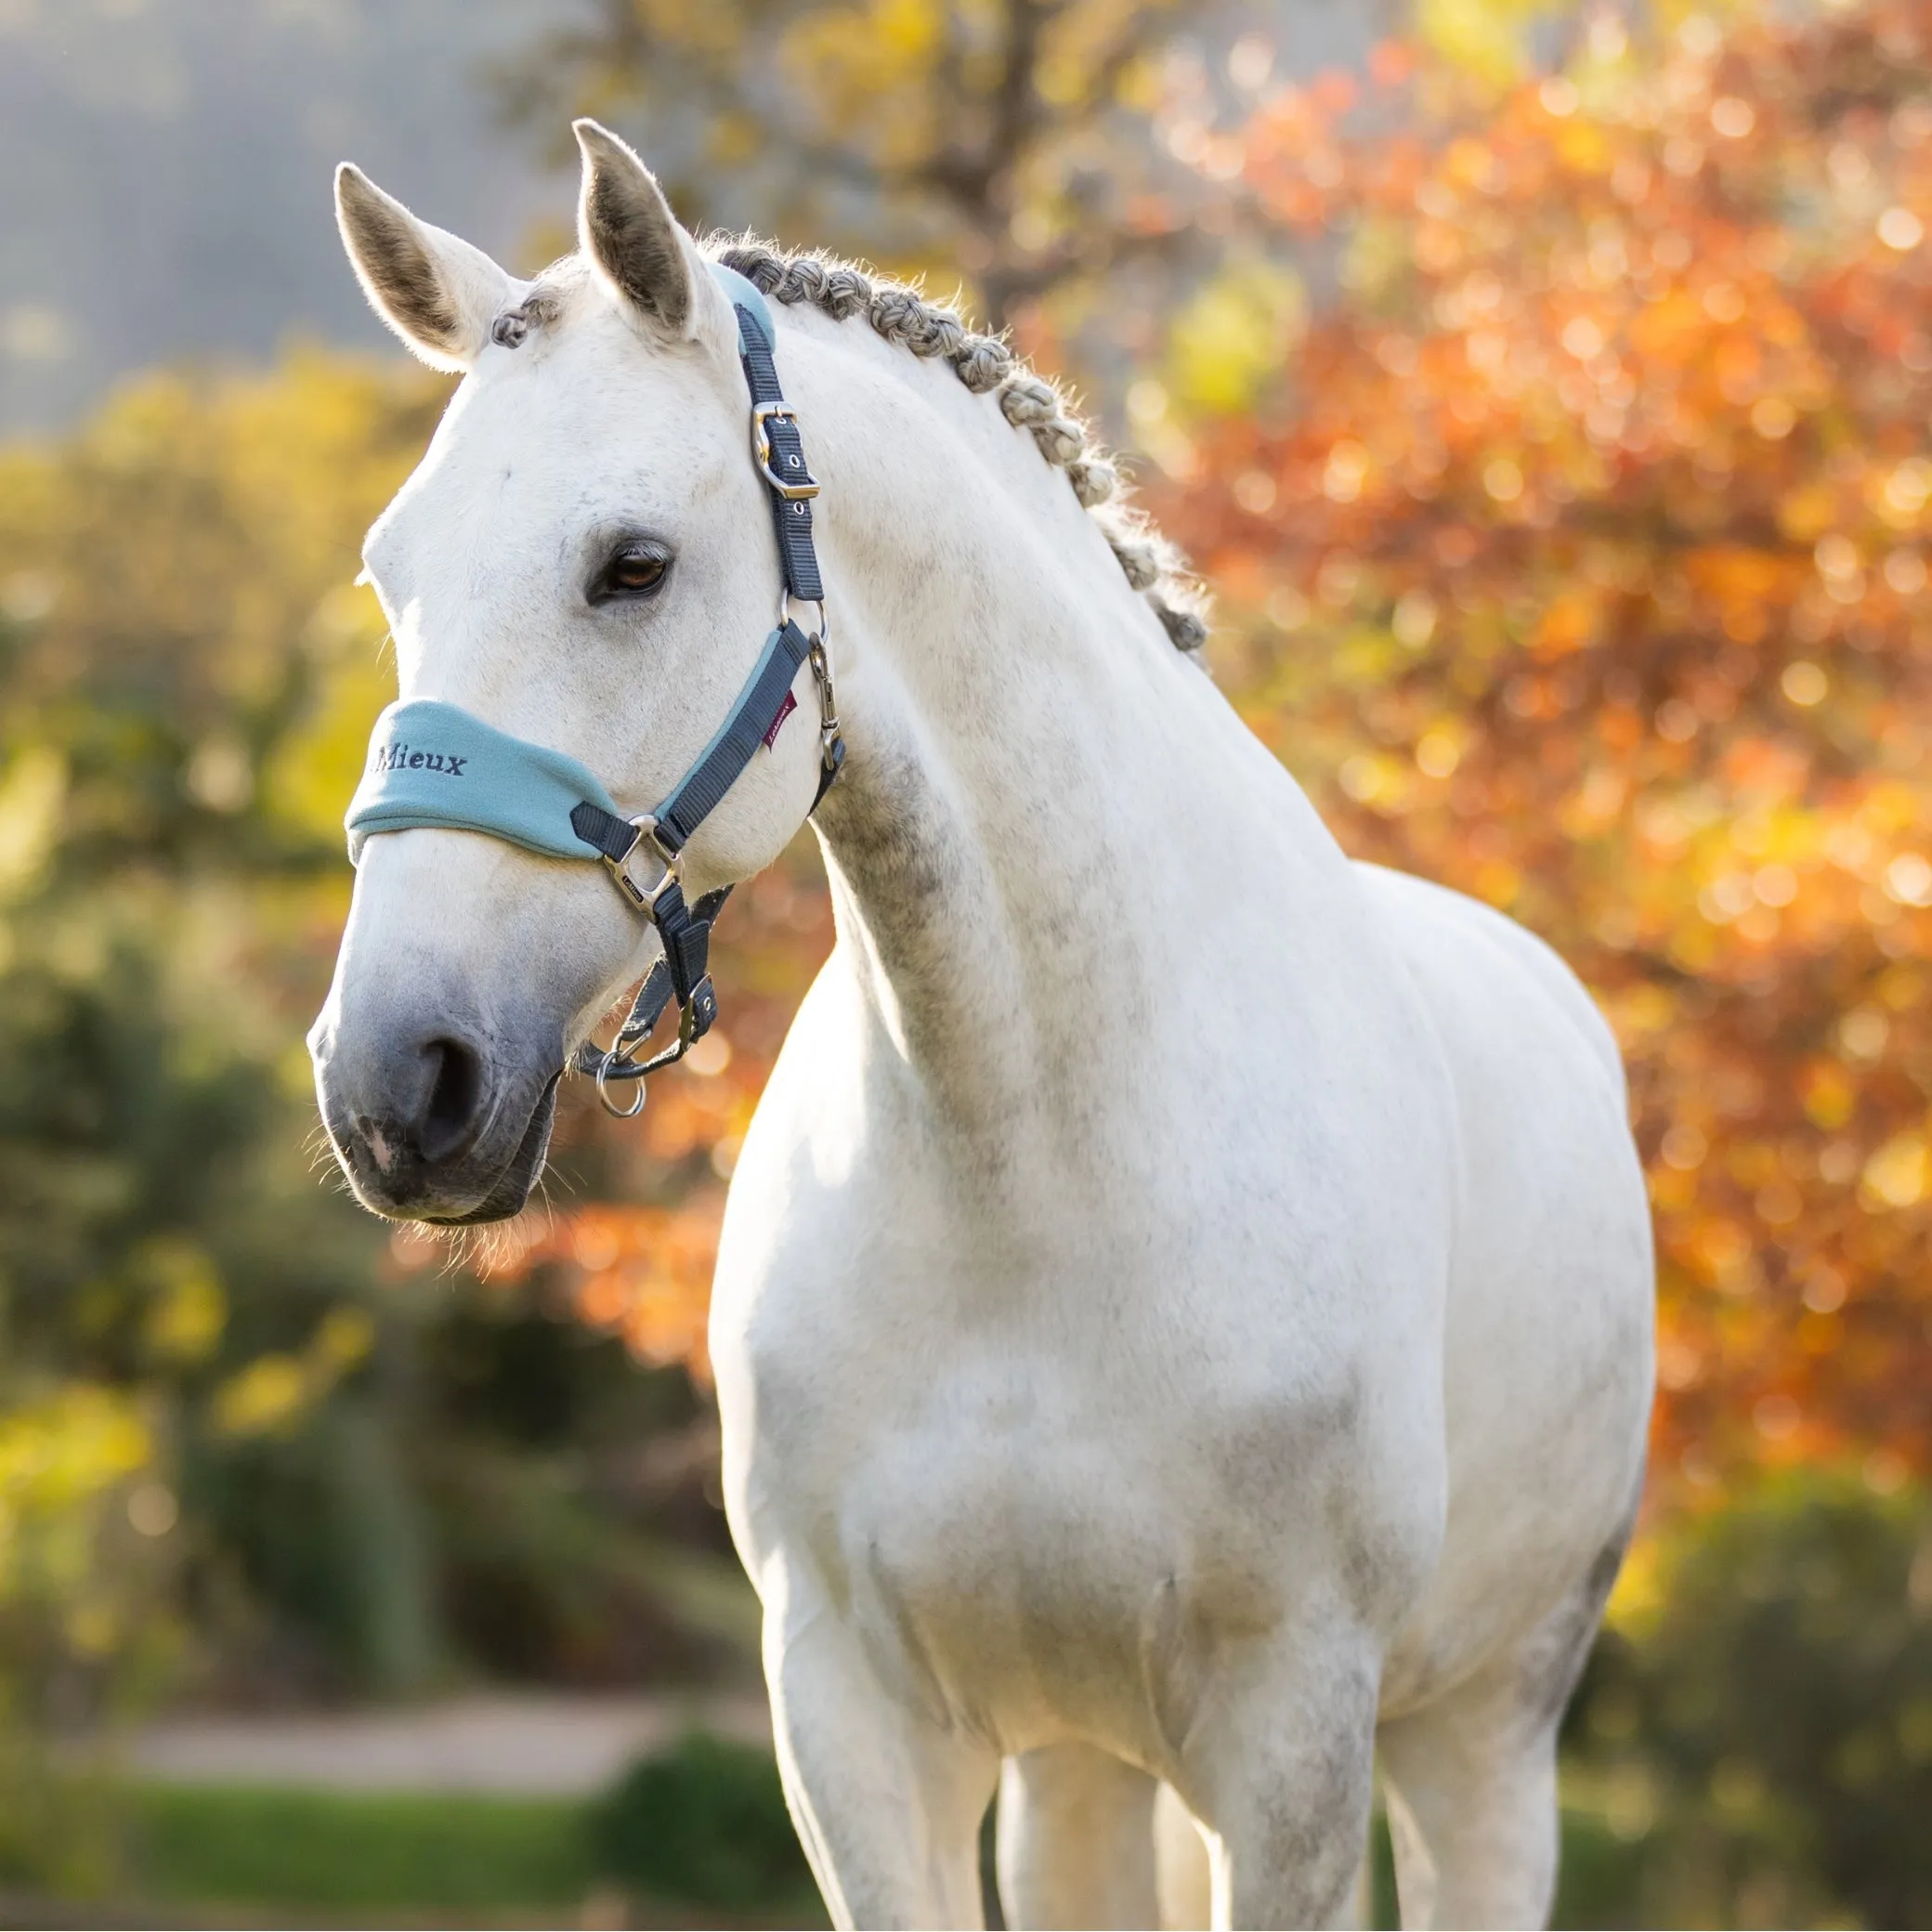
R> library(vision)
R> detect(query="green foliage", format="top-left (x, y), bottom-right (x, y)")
top-left (589, 1731), bottom-right (818, 1914)
top-left (1570, 1472), bottom-right (1932, 1928)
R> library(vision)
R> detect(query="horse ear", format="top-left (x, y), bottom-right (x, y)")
top-left (334, 164), bottom-right (514, 373)
top-left (573, 119), bottom-right (727, 345)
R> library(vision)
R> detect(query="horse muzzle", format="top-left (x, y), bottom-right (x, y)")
top-left (308, 1000), bottom-right (562, 1225)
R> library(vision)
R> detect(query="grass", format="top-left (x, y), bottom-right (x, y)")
top-left (124, 1777), bottom-right (830, 1927)
top-left (131, 1784), bottom-right (594, 1917)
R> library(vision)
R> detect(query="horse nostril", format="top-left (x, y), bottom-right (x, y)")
top-left (418, 1036), bottom-right (487, 1165)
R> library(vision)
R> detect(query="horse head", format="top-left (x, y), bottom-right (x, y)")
top-left (310, 124), bottom-right (830, 1223)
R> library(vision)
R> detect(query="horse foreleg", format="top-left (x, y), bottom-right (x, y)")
top-left (1375, 1565), bottom-right (1612, 1931)
top-left (995, 1743), bottom-right (1160, 1929)
top-left (1376, 1672), bottom-right (1562, 1930)
top-left (1176, 1623), bottom-right (1382, 1929)
top-left (768, 1616), bottom-right (998, 1929)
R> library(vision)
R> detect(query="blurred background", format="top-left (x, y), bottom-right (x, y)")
top-left (3, 0), bottom-right (1930, 1924)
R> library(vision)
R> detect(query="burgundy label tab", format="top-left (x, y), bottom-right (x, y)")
top-left (762, 689), bottom-right (798, 750)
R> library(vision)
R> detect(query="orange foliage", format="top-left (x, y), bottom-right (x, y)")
top-left (499, 1197), bottom-right (726, 1380)
top-left (1156, 0), bottom-right (1932, 1501)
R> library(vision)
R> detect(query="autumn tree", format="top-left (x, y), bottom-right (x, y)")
top-left (1153, 0), bottom-right (1932, 1500)
top-left (500, 0), bottom-right (1261, 334)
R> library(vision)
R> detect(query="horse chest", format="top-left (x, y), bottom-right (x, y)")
top-left (733, 1327), bottom-right (1377, 1755)
top-left (822, 1414), bottom-right (1234, 1751)
top-left (716, 993), bottom-right (1456, 1750)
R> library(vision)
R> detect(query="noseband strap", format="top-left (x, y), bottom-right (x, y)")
top-left (343, 262), bottom-right (844, 1118)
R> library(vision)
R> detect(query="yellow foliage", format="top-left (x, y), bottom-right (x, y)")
top-left (1602, 1521), bottom-right (1666, 1636)
top-left (0, 1387), bottom-right (150, 1599)
top-left (210, 1354), bottom-right (310, 1440)
top-left (1416, 0), bottom-right (1555, 86)
top-left (1778, 483), bottom-right (1840, 544)
top-left (0, 746), bottom-right (66, 903)
top-left (1167, 259), bottom-right (1306, 417)
top-left (263, 628), bottom-right (394, 848)
top-left (136, 1237), bottom-right (228, 1365)
top-left (208, 1303), bottom-right (378, 1439)
top-left (783, 0), bottom-right (945, 171)
top-left (312, 1307), bottom-right (376, 1374)
top-left (1861, 1133), bottom-right (1929, 1211)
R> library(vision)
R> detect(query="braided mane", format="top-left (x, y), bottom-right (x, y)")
top-left (711, 240), bottom-right (1209, 657)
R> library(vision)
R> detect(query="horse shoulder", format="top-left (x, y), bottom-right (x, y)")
top-left (1353, 862), bottom-right (1626, 1098)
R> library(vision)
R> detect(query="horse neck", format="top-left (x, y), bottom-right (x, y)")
top-left (790, 322), bottom-right (1260, 1152)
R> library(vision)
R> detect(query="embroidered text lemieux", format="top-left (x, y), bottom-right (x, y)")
top-left (371, 744), bottom-right (469, 777)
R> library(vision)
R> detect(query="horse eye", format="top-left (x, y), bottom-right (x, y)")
top-left (593, 543), bottom-right (672, 604)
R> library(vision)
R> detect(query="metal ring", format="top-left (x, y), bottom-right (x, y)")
top-left (779, 592), bottom-right (829, 642)
top-left (594, 1051), bottom-right (646, 1119)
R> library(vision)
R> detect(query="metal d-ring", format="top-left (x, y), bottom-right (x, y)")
top-left (779, 591), bottom-right (828, 642)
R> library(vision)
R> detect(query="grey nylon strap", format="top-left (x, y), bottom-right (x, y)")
top-left (570, 271), bottom-right (843, 1094)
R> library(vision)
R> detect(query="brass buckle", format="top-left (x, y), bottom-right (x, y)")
top-left (601, 816), bottom-right (681, 916)
top-left (751, 403), bottom-right (819, 502)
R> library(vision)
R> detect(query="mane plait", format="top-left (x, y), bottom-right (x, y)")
top-left (712, 239), bottom-right (1210, 657)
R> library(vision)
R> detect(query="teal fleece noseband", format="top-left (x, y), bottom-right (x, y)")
top-left (346, 700), bottom-right (623, 865)
top-left (342, 262), bottom-right (843, 1116)
top-left (345, 605), bottom-right (824, 866)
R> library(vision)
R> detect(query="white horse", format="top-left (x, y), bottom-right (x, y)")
top-left (310, 122), bottom-right (1654, 1930)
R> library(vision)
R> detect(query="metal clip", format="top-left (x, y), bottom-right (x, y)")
top-left (751, 403), bottom-right (820, 501)
top-left (678, 980), bottom-right (714, 1046)
top-left (808, 634), bottom-right (841, 758)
